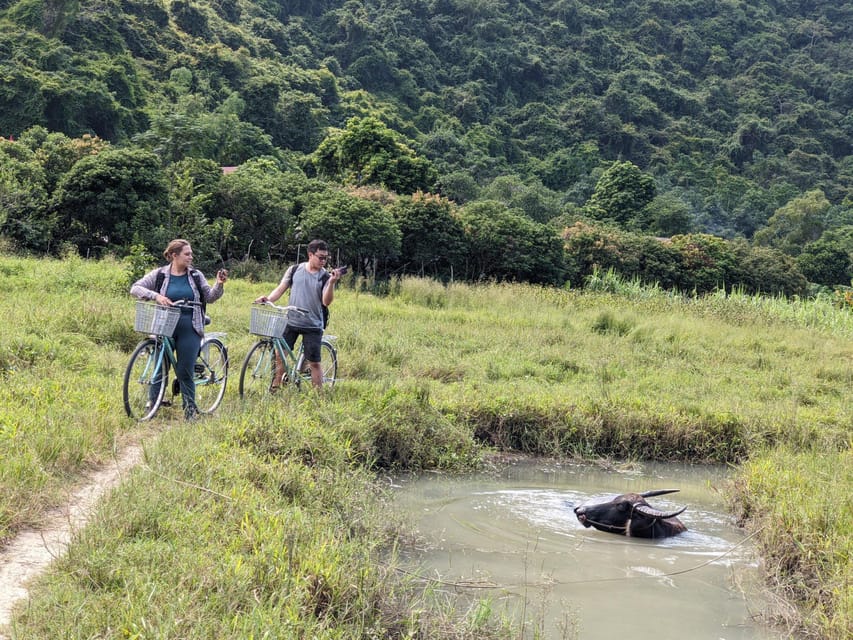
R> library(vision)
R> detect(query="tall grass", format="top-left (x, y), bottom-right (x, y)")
top-left (341, 276), bottom-right (851, 462)
top-left (1, 256), bottom-right (850, 638)
top-left (728, 448), bottom-right (852, 639)
top-left (0, 254), bottom-right (133, 542)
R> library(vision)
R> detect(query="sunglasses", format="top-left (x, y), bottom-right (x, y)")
top-left (312, 253), bottom-right (329, 261)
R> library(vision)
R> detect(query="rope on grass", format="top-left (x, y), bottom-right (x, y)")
top-left (142, 464), bottom-right (234, 501)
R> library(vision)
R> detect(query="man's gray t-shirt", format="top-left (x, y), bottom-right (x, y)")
top-left (283, 263), bottom-right (326, 330)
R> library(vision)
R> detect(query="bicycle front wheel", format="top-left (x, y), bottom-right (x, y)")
top-left (123, 338), bottom-right (167, 420)
top-left (194, 338), bottom-right (228, 413)
top-left (239, 340), bottom-right (277, 399)
top-left (296, 339), bottom-right (338, 388)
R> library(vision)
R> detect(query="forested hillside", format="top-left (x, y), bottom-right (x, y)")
top-left (1, 0), bottom-right (852, 292)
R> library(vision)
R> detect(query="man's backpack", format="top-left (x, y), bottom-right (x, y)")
top-left (154, 268), bottom-right (207, 315)
top-left (284, 264), bottom-right (331, 329)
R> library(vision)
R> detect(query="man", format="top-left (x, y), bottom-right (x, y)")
top-left (254, 239), bottom-right (344, 388)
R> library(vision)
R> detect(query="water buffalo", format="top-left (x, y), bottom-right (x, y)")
top-left (573, 490), bottom-right (687, 538)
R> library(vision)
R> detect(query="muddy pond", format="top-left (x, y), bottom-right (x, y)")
top-left (391, 458), bottom-right (789, 640)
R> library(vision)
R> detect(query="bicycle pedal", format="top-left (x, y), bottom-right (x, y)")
top-left (194, 364), bottom-right (206, 375)
top-left (172, 379), bottom-right (181, 395)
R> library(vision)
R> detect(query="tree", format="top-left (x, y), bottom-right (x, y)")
top-left (561, 221), bottom-right (682, 289)
top-left (133, 93), bottom-right (276, 165)
top-left (311, 116), bottom-right (437, 194)
top-left (171, 1), bottom-right (212, 39)
top-left (436, 170), bottom-right (480, 204)
top-left (132, 95), bottom-right (208, 163)
top-left (509, 102), bottom-right (566, 156)
top-left (753, 189), bottom-right (830, 256)
top-left (644, 192), bottom-right (693, 236)
top-left (275, 90), bottom-right (328, 153)
top-left (481, 175), bottom-right (561, 223)
top-left (669, 233), bottom-right (739, 294)
top-left (458, 200), bottom-right (565, 285)
top-left (165, 158), bottom-right (233, 268)
top-left (731, 241), bottom-right (809, 297)
top-left (51, 147), bottom-right (168, 254)
top-left (4, 0), bottom-right (853, 282)
top-left (0, 129), bottom-right (110, 251)
top-left (297, 187), bottom-right (401, 272)
top-left (213, 158), bottom-right (299, 262)
top-left (796, 228), bottom-right (853, 286)
top-left (390, 192), bottom-right (466, 279)
top-left (534, 142), bottom-right (601, 193)
top-left (616, 234), bottom-right (684, 289)
top-left (586, 160), bottom-right (656, 228)
top-left (0, 139), bottom-right (50, 250)
top-left (19, 127), bottom-right (109, 192)
top-left (561, 220), bottom-right (625, 287)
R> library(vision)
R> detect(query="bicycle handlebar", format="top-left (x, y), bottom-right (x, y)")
top-left (253, 301), bottom-right (309, 316)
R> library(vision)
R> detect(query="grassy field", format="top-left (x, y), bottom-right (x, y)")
top-left (1, 253), bottom-right (850, 638)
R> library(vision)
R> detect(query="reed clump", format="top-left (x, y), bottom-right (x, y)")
top-left (728, 447), bottom-right (852, 639)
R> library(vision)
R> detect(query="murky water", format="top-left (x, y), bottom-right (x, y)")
top-left (391, 458), bottom-right (788, 640)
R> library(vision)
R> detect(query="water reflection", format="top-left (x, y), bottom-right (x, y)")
top-left (392, 459), bottom-right (788, 640)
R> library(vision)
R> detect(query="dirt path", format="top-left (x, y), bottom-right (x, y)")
top-left (0, 443), bottom-right (144, 638)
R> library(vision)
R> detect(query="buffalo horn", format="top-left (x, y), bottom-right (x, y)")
top-left (640, 489), bottom-right (680, 498)
top-left (635, 504), bottom-right (687, 519)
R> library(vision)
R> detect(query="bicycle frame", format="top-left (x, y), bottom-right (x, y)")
top-left (245, 334), bottom-right (309, 391)
top-left (149, 331), bottom-right (227, 392)
top-left (150, 334), bottom-right (178, 389)
top-left (239, 304), bottom-right (338, 397)
top-left (271, 335), bottom-right (303, 381)
top-left (124, 300), bottom-right (228, 420)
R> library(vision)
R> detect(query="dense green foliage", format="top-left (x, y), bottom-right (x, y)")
top-left (1, 0), bottom-right (852, 291)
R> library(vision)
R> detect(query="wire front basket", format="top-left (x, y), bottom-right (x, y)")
top-left (134, 301), bottom-right (181, 337)
top-left (250, 305), bottom-right (289, 337)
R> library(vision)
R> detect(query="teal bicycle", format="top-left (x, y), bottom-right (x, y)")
top-left (123, 300), bottom-right (229, 420)
top-left (238, 302), bottom-right (338, 398)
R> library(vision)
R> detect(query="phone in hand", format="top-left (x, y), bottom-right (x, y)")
top-left (337, 266), bottom-right (349, 276)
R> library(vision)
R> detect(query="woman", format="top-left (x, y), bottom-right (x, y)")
top-left (131, 240), bottom-right (227, 419)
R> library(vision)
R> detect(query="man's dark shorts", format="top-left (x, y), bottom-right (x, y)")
top-left (283, 327), bottom-right (323, 362)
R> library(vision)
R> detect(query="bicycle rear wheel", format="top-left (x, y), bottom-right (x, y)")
top-left (239, 340), bottom-right (277, 399)
top-left (194, 338), bottom-right (228, 413)
top-left (123, 338), bottom-right (168, 420)
top-left (295, 339), bottom-right (338, 388)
